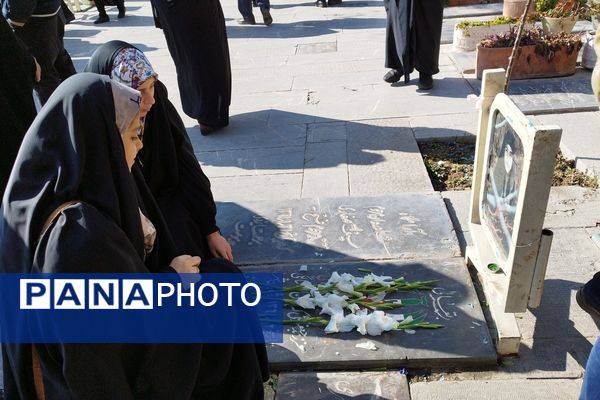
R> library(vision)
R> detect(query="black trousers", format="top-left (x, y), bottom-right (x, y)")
top-left (95, 0), bottom-right (125, 17)
top-left (14, 11), bottom-right (75, 106)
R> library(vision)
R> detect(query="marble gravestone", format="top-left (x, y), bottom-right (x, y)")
top-left (217, 193), bottom-right (496, 369)
top-left (248, 260), bottom-right (496, 370)
top-left (218, 193), bottom-right (461, 266)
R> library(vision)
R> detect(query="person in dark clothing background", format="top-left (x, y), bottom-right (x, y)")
top-left (84, 40), bottom-right (233, 262)
top-left (238, 0), bottom-right (272, 26)
top-left (383, 0), bottom-right (443, 90)
top-left (2, 0), bottom-right (76, 106)
top-left (151, 0), bottom-right (232, 136)
top-left (0, 14), bottom-right (38, 200)
top-left (93, 0), bottom-right (125, 24)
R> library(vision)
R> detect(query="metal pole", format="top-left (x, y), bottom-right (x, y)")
top-left (503, 0), bottom-right (534, 93)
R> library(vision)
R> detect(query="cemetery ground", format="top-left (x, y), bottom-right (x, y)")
top-left (50, 0), bottom-right (600, 398)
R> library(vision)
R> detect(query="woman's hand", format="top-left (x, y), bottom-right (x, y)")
top-left (207, 231), bottom-right (233, 262)
top-left (170, 255), bottom-right (201, 273)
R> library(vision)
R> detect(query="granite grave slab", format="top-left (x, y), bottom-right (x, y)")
top-left (467, 75), bottom-right (598, 115)
top-left (247, 259), bottom-right (496, 370)
top-left (275, 371), bottom-right (410, 400)
top-left (217, 194), bottom-right (461, 266)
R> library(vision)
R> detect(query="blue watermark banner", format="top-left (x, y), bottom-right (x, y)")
top-left (0, 273), bottom-right (283, 344)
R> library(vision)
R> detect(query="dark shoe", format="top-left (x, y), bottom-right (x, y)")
top-left (383, 69), bottom-right (401, 83)
top-left (198, 122), bottom-right (224, 136)
top-left (117, 8), bottom-right (126, 18)
top-left (418, 73), bottom-right (434, 90)
top-left (328, 0), bottom-right (342, 6)
top-left (237, 17), bottom-right (256, 25)
top-left (252, 0), bottom-right (258, 6)
top-left (93, 14), bottom-right (110, 24)
top-left (577, 287), bottom-right (600, 319)
top-left (315, 0), bottom-right (327, 7)
top-left (261, 8), bottom-right (273, 26)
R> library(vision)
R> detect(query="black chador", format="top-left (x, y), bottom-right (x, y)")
top-left (150, 0), bottom-right (231, 133)
top-left (384, 0), bottom-right (443, 85)
top-left (0, 14), bottom-right (37, 199)
top-left (85, 41), bottom-right (221, 260)
top-left (0, 74), bottom-right (268, 400)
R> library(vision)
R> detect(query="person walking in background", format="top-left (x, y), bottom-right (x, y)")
top-left (93, 0), bottom-right (126, 24)
top-left (238, 0), bottom-right (272, 25)
top-left (151, 0), bottom-right (231, 136)
top-left (2, 0), bottom-right (75, 106)
top-left (0, 14), bottom-right (39, 199)
top-left (383, 0), bottom-right (443, 90)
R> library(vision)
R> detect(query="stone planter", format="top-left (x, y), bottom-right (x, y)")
top-left (503, 0), bottom-right (535, 18)
top-left (582, 32), bottom-right (597, 70)
top-left (453, 23), bottom-right (532, 52)
top-left (476, 44), bottom-right (579, 79)
top-left (541, 16), bottom-right (578, 34)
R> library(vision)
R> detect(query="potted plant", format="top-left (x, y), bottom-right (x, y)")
top-left (453, 17), bottom-right (520, 52)
top-left (536, 0), bottom-right (587, 33)
top-left (453, 16), bottom-right (539, 52)
top-left (476, 27), bottom-right (582, 79)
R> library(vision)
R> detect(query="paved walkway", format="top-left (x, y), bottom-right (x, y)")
top-left (62, 1), bottom-right (600, 398)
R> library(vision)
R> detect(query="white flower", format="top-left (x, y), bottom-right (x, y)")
top-left (346, 303), bottom-right (360, 313)
top-left (295, 294), bottom-right (315, 309)
top-left (365, 311), bottom-right (398, 336)
top-left (324, 313), bottom-right (344, 334)
top-left (315, 293), bottom-right (348, 316)
top-left (300, 280), bottom-right (318, 292)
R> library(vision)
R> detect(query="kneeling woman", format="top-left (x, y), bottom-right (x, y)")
top-left (0, 74), bottom-right (267, 399)
top-left (85, 40), bottom-right (233, 264)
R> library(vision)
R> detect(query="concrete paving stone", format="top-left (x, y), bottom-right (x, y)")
top-left (296, 42), bottom-right (338, 55)
top-left (197, 146), bottom-right (305, 178)
top-left (442, 188), bottom-right (600, 233)
top-left (410, 112), bottom-right (478, 142)
top-left (211, 173), bottom-right (303, 202)
top-left (275, 371), bottom-right (410, 399)
top-left (346, 120), bottom-right (434, 194)
top-left (302, 141), bottom-right (349, 198)
top-left (517, 274), bottom-right (600, 340)
top-left (410, 378), bottom-right (582, 400)
top-left (441, 190), bottom-right (471, 233)
top-left (443, 3), bottom-right (503, 18)
top-left (545, 186), bottom-right (600, 228)
top-left (543, 228), bottom-right (600, 278)
top-left (534, 112), bottom-right (600, 176)
top-left (292, 69), bottom-right (385, 90)
top-left (307, 121), bottom-right (348, 142)
top-left (189, 122), bottom-right (307, 152)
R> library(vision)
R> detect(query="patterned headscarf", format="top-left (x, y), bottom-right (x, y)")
top-left (110, 47), bottom-right (158, 90)
top-left (109, 80), bottom-right (141, 135)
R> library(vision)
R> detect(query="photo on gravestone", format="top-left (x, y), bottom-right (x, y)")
top-left (481, 110), bottom-right (524, 260)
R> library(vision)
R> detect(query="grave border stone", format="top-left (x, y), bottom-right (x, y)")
top-left (465, 69), bottom-right (562, 355)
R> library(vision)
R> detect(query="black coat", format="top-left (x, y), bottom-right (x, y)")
top-left (150, 0), bottom-right (231, 127)
top-left (0, 14), bottom-right (36, 200)
top-left (384, 0), bottom-right (443, 81)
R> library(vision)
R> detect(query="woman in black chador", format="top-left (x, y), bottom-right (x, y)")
top-left (85, 40), bottom-right (233, 263)
top-left (0, 14), bottom-right (37, 199)
top-left (383, 0), bottom-right (443, 90)
top-left (150, 0), bottom-right (231, 135)
top-left (0, 74), bottom-right (267, 399)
